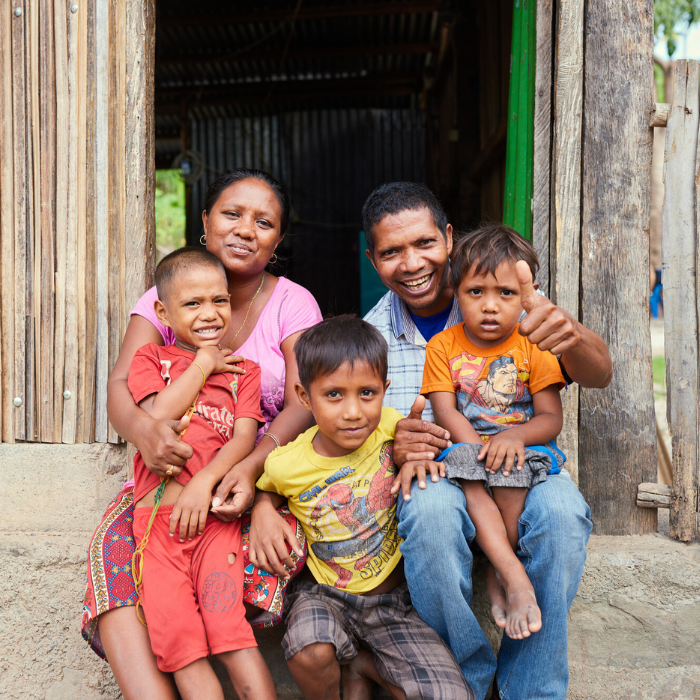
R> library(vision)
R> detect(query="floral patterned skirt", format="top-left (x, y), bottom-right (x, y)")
top-left (81, 486), bottom-right (306, 660)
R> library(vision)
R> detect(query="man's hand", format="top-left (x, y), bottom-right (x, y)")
top-left (209, 462), bottom-right (256, 521)
top-left (391, 458), bottom-right (446, 501)
top-left (169, 474), bottom-right (214, 542)
top-left (478, 431), bottom-right (525, 476)
top-left (516, 260), bottom-right (581, 355)
top-left (139, 415), bottom-right (192, 478)
top-left (393, 395), bottom-right (452, 467)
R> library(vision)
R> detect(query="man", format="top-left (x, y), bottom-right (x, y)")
top-left (362, 182), bottom-right (611, 700)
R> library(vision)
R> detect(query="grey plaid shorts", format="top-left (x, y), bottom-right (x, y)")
top-left (442, 442), bottom-right (554, 490)
top-left (282, 578), bottom-right (474, 700)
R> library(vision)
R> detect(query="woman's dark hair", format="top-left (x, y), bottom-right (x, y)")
top-left (203, 168), bottom-right (290, 236)
top-left (449, 223), bottom-right (539, 291)
top-left (362, 181), bottom-right (449, 255)
top-left (294, 315), bottom-right (388, 389)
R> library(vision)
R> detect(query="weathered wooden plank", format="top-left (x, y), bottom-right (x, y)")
top-left (53, 0), bottom-right (69, 442)
top-left (12, 1), bottom-right (27, 441)
top-left (124, 0), bottom-right (156, 313)
top-left (0, 0), bottom-right (15, 443)
top-left (579, 0), bottom-right (657, 535)
top-left (664, 60), bottom-right (699, 541)
top-left (93, 0), bottom-right (109, 442)
top-left (533, 0), bottom-right (553, 295)
top-left (650, 102), bottom-right (670, 128)
top-left (39, 0), bottom-right (56, 441)
top-left (62, 0), bottom-right (80, 443)
top-left (549, 0), bottom-right (584, 483)
top-left (637, 483), bottom-right (672, 508)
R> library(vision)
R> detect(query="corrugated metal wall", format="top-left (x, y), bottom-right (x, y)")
top-left (188, 108), bottom-right (425, 315)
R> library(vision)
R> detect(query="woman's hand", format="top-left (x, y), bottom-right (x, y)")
top-left (169, 474), bottom-right (214, 541)
top-left (195, 347), bottom-right (245, 376)
top-left (393, 396), bottom-right (452, 467)
top-left (137, 414), bottom-right (193, 479)
top-left (248, 499), bottom-right (304, 579)
top-left (209, 460), bottom-right (257, 521)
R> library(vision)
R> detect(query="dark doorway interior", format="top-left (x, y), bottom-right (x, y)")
top-left (154, 1), bottom-right (512, 315)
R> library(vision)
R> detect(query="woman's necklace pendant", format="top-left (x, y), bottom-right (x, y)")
top-left (227, 274), bottom-right (265, 350)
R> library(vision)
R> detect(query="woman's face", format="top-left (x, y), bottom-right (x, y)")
top-left (202, 178), bottom-right (284, 276)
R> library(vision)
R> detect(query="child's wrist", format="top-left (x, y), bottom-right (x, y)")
top-left (193, 350), bottom-right (214, 376)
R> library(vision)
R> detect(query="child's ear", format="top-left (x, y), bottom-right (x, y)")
top-left (294, 382), bottom-right (313, 412)
top-left (154, 300), bottom-right (172, 328)
top-left (384, 379), bottom-right (391, 393)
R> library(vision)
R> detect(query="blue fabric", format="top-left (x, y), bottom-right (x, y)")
top-left (397, 472), bottom-right (591, 700)
top-left (408, 303), bottom-right (453, 343)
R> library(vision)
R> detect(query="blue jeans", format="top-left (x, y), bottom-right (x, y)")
top-left (396, 471), bottom-right (592, 700)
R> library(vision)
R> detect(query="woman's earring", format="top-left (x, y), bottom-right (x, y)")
top-left (200, 233), bottom-right (207, 246)
top-left (269, 253), bottom-right (278, 265)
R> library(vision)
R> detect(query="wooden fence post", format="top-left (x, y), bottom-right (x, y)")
top-left (663, 60), bottom-right (700, 541)
top-left (579, 0), bottom-right (657, 535)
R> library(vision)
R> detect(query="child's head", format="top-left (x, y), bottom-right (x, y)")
top-left (450, 224), bottom-right (539, 348)
top-left (294, 315), bottom-right (390, 457)
top-left (154, 247), bottom-right (231, 351)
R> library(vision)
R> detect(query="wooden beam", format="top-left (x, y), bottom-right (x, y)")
top-left (158, 42), bottom-right (440, 67)
top-left (637, 482), bottom-right (672, 508)
top-left (650, 102), bottom-right (671, 127)
top-left (549, 0), bottom-right (584, 483)
top-left (579, 0), bottom-right (657, 535)
top-left (159, 2), bottom-right (442, 28)
top-left (533, 0), bottom-right (554, 295)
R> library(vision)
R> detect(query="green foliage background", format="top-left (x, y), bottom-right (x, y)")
top-left (155, 170), bottom-right (186, 258)
top-left (655, 0), bottom-right (700, 56)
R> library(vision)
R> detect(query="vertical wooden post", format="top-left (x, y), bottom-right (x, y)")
top-left (579, 0), bottom-right (657, 535)
top-left (663, 60), bottom-right (699, 541)
top-left (533, 0), bottom-right (553, 295)
top-left (549, 0), bottom-right (584, 483)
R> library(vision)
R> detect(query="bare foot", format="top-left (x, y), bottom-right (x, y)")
top-left (342, 651), bottom-right (375, 700)
top-left (486, 564), bottom-right (507, 629)
top-left (496, 569), bottom-right (542, 640)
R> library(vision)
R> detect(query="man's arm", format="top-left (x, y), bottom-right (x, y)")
top-left (515, 261), bottom-right (612, 389)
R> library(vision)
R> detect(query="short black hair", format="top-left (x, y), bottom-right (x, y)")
top-left (294, 315), bottom-right (388, 389)
top-left (449, 223), bottom-right (539, 291)
top-left (203, 168), bottom-right (291, 236)
top-left (362, 182), bottom-right (449, 255)
top-left (155, 247), bottom-right (227, 303)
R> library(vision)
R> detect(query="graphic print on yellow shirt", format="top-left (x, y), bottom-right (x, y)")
top-left (421, 324), bottom-right (565, 441)
top-left (257, 407), bottom-right (403, 594)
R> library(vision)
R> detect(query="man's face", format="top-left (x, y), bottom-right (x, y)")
top-left (490, 363), bottom-right (518, 395)
top-left (367, 208), bottom-right (453, 315)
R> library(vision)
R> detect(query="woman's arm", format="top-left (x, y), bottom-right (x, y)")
top-left (107, 314), bottom-right (193, 478)
top-left (211, 329), bottom-right (315, 516)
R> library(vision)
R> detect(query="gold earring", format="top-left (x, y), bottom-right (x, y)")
top-left (269, 253), bottom-right (278, 265)
top-left (200, 233), bottom-right (206, 246)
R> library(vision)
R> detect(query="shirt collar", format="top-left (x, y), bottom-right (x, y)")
top-left (390, 292), bottom-right (462, 346)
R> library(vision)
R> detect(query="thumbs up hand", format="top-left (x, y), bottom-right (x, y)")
top-left (516, 260), bottom-right (581, 355)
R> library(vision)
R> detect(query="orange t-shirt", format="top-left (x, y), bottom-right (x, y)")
top-left (421, 323), bottom-right (565, 441)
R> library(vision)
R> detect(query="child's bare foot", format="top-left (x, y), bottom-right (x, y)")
top-left (497, 569), bottom-right (542, 640)
top-left (342, 650), bottom-right (375, 700)
top-left (486, 564), bottom-right (507, 629)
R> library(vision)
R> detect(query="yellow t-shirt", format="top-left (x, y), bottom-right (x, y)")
top-left (421, 323), bottom-right (565, 441)
top-left (257, 407), bottom-right (403, 594)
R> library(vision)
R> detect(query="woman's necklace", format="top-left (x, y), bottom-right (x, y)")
top-left (226, 274), bottom-right (265, 349)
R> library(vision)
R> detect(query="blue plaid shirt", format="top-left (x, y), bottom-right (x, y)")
top-left (364, 291), bottom-right (463, 422)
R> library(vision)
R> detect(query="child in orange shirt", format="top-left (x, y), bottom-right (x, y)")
top-left (421, 225), bottom-right (565, 642)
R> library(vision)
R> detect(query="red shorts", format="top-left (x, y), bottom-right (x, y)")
top-left (133, 506), bottom-right (256, 673)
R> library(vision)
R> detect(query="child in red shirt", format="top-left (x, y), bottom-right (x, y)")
top-left (128, 247), bottom-right (275, 699)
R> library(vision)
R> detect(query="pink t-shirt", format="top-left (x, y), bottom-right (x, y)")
top-left (131, 276), bottom-right (322, 433)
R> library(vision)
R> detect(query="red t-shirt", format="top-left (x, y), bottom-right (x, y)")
top-left (128, 344), bottom-right (265, 503)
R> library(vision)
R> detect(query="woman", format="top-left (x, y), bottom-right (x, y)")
top-left (82, 168), bottom-right (322, 699)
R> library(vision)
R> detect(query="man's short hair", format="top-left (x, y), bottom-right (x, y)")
top-left (295, 315), bottom-right (388, 389)
top-left (155, 247), bottom-right (227, 302)
top-left (362, 182), bottom-right (449, 255)
top-left (487, 355), bottom-right (516, 381)
top-left (449, 223), bottom-right (539, 291)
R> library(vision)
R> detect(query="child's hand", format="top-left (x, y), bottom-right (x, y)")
top-left (478, 432), bottom-right (525, 476)
top-left (195, 346), bottom-right (245, 377)
top-left (390, 459), bottom-right (446, 501)
top-left (169, 474), bottom-right (214, 542)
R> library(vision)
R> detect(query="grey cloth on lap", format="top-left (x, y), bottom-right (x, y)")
top-left (442, 443), bottom-right (555, 489)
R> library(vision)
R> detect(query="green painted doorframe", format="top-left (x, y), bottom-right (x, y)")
top-left (503, 0), bottom-right (536, 241)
